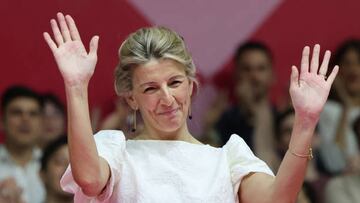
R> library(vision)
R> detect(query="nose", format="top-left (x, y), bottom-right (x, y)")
top-left (159, 86), bottom-right (175, 106)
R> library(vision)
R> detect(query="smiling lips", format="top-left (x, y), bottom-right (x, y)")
top-left (158, 107), bottom-right (180, 116)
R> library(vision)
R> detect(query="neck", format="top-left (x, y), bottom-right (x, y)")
top-left (136, 124), bottom-right (201, 144)
top-left (4, 141), bottom-right (34, 167)
top-left (46, 192), bottom-right (73, 203)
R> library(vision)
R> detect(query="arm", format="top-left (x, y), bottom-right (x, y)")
top-left (43, 12), bottom-right (109, 196)
top-left (253, 102), bottom-right (279, 171)
top-left (239, 45), bottom-right (339, 203)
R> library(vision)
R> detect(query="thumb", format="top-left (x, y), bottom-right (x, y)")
top-left (290, 65), bottom-right (299, 89)
top-left (89, 35), bottom-right (99, 56)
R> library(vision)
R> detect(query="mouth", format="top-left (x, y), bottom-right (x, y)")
top-left (18, 126), bottom-right (31, 134)
top-left (158, 107), bottom-right (180, 116)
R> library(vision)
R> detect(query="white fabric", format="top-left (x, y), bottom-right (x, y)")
top-left (325, 174), bottom-right (360, 203)
top-left (0, 145), bottom-right (45, 203)
top-left (318, 101), bottom-right (360, 173)
top-left (319, 101), bottom-right (360, 157)
top-left (61, 130), bottom-right (274, 203)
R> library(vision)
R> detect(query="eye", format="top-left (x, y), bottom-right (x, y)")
top-left (144, 86), bottom-right (157, 93)
top-left (169, 80), bottom-right (182, 87)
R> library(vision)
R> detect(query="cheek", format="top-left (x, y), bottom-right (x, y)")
top-left (177, 84), bottom-right (192, 102)
top-left (137, 95), bottom-right (159, 111)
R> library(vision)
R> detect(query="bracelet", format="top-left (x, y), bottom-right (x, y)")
top-left (289, 148), bottom-right (313, 160)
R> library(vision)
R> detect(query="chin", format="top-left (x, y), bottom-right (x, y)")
top-left (157, 120), bottom-right (184, 133)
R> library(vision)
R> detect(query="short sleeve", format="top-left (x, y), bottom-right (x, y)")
top-left (224, 134), bottom-right (274, 191)
top-left (60, 130), bottom-right (126, 202)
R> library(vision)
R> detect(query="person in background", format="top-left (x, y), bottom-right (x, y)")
top-left (324, 114), bottom-right (360, 203)
top-left (0, 86), bottom-right (45, 203)
top-left (40, 136), bottom-right (73, 203)
top-left (318, 39), bottom-right (360, 175)
top-left (212, 41), bottom-right (279, 169)
top-left (39, 93), bottom-right (66, 149)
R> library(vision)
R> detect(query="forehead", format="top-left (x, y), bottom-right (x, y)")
top-left (342, 49), bottom-right (360, 61)
top-left (6, 97), bottom-right (41, 111)
top-left (238, 49), bottom-right (271, 64)
top-left (132, 59), bottom-right (186, 85)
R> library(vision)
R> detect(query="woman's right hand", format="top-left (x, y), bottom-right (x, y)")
top-left (43, 12), bottom-right (99, 87)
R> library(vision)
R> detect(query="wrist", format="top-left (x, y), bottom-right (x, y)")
top-left (294, 111), bottom-right (320, 127)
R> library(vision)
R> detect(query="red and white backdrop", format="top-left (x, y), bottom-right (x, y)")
top-left (1, 0), bottom-right (360, 140)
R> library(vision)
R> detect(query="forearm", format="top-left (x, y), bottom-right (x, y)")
top-left (253, 105), bottom-right (278, 171)
top-left (65, 84), bottom-right (108, 195)
top-left (271, 115), bottom-right (316, 202)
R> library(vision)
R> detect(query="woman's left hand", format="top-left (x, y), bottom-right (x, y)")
top-left (290, 44), bottom-right (339, 120)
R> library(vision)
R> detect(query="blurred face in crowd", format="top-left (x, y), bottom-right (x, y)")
top-left (339, 49), bottom-right (360, 96)
top-left (2, 97), bottom-right (42, 148)
top-left (41, 145), bottom-right (72, 199)
top-left (235, 49), bottom-right (273, 101)
top-left (127, 59), bottom-right (193, 135)
top-left (42, 101), bottom-right (65, 145)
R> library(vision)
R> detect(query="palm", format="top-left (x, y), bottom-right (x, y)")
top-left (289, 45), bottom-right (338, 119)
top-left (44, 13), bottom-right (99, 85)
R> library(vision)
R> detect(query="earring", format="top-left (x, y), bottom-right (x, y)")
top-left (188, 105), bottom-right (192, 120)
top-left (131, 109), bottom-right (137, 132)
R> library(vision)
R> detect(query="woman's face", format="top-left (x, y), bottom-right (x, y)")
top-left (128, 59), bottom-right (193, 135)
top-left (42, 102), bottom-right (65, 143)
top-left (339, 49), bottom-right (360, 96)
top-left (42, 145), bottom-right (71, 197)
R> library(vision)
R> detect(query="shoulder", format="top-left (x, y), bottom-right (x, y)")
top-left (93, 130), bottom-right (127, 159)
top-left (223, 134), bottom-right (274, 175)
top-left (94, 130), bottom-right (126, 143)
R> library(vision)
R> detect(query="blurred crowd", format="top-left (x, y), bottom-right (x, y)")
top-left (1, 39), bottom-right (360, 203)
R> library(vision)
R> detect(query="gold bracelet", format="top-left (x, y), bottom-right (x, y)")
top-left (289, 148), bottom-right (313, 160)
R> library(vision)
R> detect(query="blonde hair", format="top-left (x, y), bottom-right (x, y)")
top-left (114, 26), bottom-right (198, 96)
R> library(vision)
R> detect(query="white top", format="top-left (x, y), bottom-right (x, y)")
top-left (319, 101), bottom-right (360, 156)
top-left (0, 145), bottom-right (45, 203)
top-left (61, 130), bottom-right (274, 203)
top-left (317, 101), bottom-right (360, 173)
top-left (325, 174), bottom-right (360, 203)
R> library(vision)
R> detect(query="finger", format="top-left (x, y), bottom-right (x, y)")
top-left (50, 19), bottom-right (64, 45)
top-left (326, 65), bottom-right (339, 85)
top-left (310, 44), bottom-right (320, 73)
top-left (301, 46), bottom-right (310, 74)
top-left (57, 12), bottom-right (72, 42)
top-left (65, 15), bottom-right (82, 41)
top-left (290, 65), bottom-right (299, 89)
top-left (319, 50), bottom-right (331, 76)
top-left (89, 36), bottom-right (99, 56)
top-left (43, 32), bottom-right (57, 52)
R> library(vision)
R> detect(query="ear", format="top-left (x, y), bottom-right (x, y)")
top-left (189, 79), bottom-right (195, 97)
top-left (124, 92), bottom-right (138, 110)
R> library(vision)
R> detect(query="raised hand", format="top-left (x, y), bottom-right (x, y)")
top-left (290, 44), bottom-right (339, 120)
top-left (43, 12), bottom-right (99, 86)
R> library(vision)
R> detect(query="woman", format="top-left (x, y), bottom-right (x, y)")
top-left (40, 136), bottom-right (73, 203)
top-left (318, 39), bottom-right (360, 174)
top-left (43, 12), bottom-right (338, 202)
